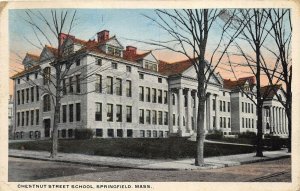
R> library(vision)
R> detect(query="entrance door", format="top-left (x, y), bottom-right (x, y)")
top-left (44, 119), bottom-right (51, 138)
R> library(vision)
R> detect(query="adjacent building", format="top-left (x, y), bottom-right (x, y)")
top-left (11, 30), bottom-right (289, 140)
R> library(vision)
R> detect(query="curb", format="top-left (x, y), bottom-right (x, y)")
top-left (9, 153), bottom-right (290, 171)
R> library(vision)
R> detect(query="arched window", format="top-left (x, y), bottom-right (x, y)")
top-left (43, 67), bottom-right (51, 85)
top-left (43, 94), bottom-right (51, 112)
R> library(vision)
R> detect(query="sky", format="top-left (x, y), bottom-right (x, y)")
top-left (9, 9), bottom-right (286, 95)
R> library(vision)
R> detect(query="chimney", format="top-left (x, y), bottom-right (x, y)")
top-left (123, 46), bottom-right (137, 60)
top-left (58, 33), bottom-right (75, 46)
top-left (97, 30), bottom-right (110, 43)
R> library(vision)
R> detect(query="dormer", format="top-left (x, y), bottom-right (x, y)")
top-left (97, 30), bottom-right (123, 57)
top-left (22, 53), bottom-right (40, 69)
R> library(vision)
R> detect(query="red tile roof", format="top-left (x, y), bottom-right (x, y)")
top-left (123, 51), bottom-right (151, 62)
top-left (158, 58), bottom-right (193, 76)
top-left (223, 76), bottom-right (256, 90)
top-left (26, 53), bottom-right (40, 62)
top-left (11, 65), bottom-right (40, 79)
top-left (260, 84), bottom-right (282, 99)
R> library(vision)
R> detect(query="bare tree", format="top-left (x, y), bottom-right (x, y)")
top-left (262, 9), bottom-right (292, 152)
top-left (142, 9), bottom-right (244, 166)
top-left (10, 9), bottom-right (119, 158)
top-left (225, 9), bottom-right (291, 156)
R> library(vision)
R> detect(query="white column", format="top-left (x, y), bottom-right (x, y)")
top-left (193, 91), bottom-right (198, 131)
top-left (275, 107), bottom-right (279, 134)
top-left (206, 93), bottom-right (211, 131)
top-left (168, 89), bottom-right (173, 133)
top-left (279, 108), bottom-right (282, 134)
top-left (215, 95), bottom-right (219, 130)
top-left (186, 89), bottom-right (192, 132)
top-left (178, 88), bottom-right (183, 134)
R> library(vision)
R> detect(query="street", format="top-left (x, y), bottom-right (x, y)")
top-left (9, 157), bottom-right (291, 182)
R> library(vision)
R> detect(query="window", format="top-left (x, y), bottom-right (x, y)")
top-left (96, 129), bottom-right (103, 137)
top-left (95, 103), bottom-right (102, 121)
top-left (146, 130), bottom-right (151, 138)
top-left (242, 102), bottom-right (244, 112)
top-left (76, 103), bottom-right (81, 121)
top-left (245, 103), bottom-right (248, 113)
top-left (43, 94), bottom-right (51, 112)
top-left (29, 131), bottom-right (33, 139)
top-left (26, 88), bottom-right (29, 103)
top-left (140, 130), bottom-right (145, 138)
top-left (139, 86), bottom-right (144, 101)
top-left (126, 80), bottom-right (131, 97)
top-left (158, 90), bottom-right (162, 103)
top-left (173, 114), bottom-right (175, 125)
top-left (159, 131), bottom-right (163, 138)
top-left (43, 67), bottom-right (51, 85)
top-left (107, 104), bottom-right (113, 122)
top-left (139, 109), bottom-right (144, 124)
top-left (251, 104), bottom-right (254, 113)
top-left (17, 79), bottom-right (20, 84)
top-left (31, 87), bottom-right (34, 102)
top-left (17, 112), bottom-right (20, 126)
top-left (95, 74), bottom-right (102, 93)
top-left (164, 91), bottom-right (168, 104)
top-left (68, 129), bottom-right (73, 138)
top-left (69, 104), bottom-right (74, 122)
top-left (17, 91), bottom-right (20, 105)
top-left (97, 59), bottom-right (102, 66)
top-left (223, 92), bottom-right (225, 96)
top-left (146, 110), bottom-right (151, 124)
top-left (76, 59), bottom-right (80, 66)
top-left (126, 66), bottom-right (131, 72)
top-left (242, 118), bottom-right (244, 128)
top-left (31, 110), bottom-right (34, 125)
top-left (126, 106), bottom-right (132, 123)
top-left (228, 102), bottom-right (230, 112)
top-left (220, 117), bottom-right (222, 128)
top-left (69, 76), bottom-right (74, 93)
top-left (62, 105), bottom-right (67, 123)
top-left (158, 111), bottom-right (163, 125)
top-left (76, 75), bottom-right (80, 93)
top-left (223, 101), bottom-right (226, 112)
top-left (21, 90), bottom-right (24, 104)
top-left (152, 110), bottom-right (157, 125)
top-left (127, 129), bottom-right (133, 137)
top-left (62, 129), bottom-right (66, 138)
top-left (172, 94), bottom-right (175, 105)
top-left (152, 88), bottom-right (157, 103)
top-left (139, 73), bottom-right (144, 79)
top-left (116, 105), bottom-right (122, 122)
top-left (248, 103), bottom-right (251, 113)
top-left (223, 117), bottom-right (226, 128)
top-left (36, 87), bottom-right (39, 101)
top-left (153, 131), bottom-right (158, 138)
top-left (116, 78), bottom-right (122, 96)
top-left (112, 62), bottom-right (118, 69)
top-left (146, 87), bottom-right (150, 102)
top-left (213, 116), bottom-right (216, 128)
top-left (117, 129), bottom-right (123, 137)
top-left (252, 119), bottom-right (254, 128)
top-left (228, 118), bottom-right (231, 128)
top-left (36, 109), bottom-right (39, 125)
top-left (26, 74), bottom-right (29, 81)
top-left (26, 111), bottom-right (29, 126)
top-left (213, 99), bottom-right (216, 111)
top-left (106, 76), bottom-right (113, 94)
top-left (35, 72), bottom-right (38, 79)
top-left (108, 129), bottom-right (114, 137)
top-left (158, 78), bottom-right (162, 83)
top-left (219, 100), bottom-right (222, 111)
top-left (21, 112), bottom-right (24, 126)
top-left (164, 112), bottom-right (168, 125)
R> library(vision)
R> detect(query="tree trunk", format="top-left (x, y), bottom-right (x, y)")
top-left (50, 70), bottom-right (61, 158)
top-left (195, 60), bottom-right (206, 166)
top-left (256, 103), bottom-right (264, 157)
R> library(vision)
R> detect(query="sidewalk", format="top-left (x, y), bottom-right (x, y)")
top-left (9, 149), bottom-right (290, 170)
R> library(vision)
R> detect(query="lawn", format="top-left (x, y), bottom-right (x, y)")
top-left (9, 138), bottom-right (255, 159)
